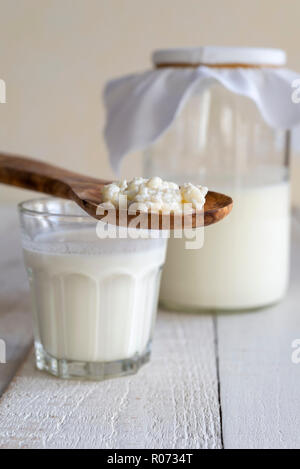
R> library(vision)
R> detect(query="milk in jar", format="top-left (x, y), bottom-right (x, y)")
top-left (142, 47), bottom-right (292, 310)
top-left (159, 168), bottom-right (290, 310)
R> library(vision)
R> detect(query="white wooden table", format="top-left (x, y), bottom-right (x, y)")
top-left (0, 205), bottom-right (300, 449)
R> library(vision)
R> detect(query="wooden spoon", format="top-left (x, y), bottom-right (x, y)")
top-left (0, 152), bottom-right (233, 229)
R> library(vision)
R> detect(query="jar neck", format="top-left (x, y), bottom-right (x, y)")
top-left (155, 62), bottom-right (282, 69)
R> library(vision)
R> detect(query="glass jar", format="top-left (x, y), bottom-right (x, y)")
top-left (19, 198), bottom-right (167, 380)
top-left (144, 48), bottom-right (291, 311)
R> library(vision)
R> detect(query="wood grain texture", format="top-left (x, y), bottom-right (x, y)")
top-left (0, 152), bottom-right (233, 228)
top-left (0, 312), bottom-right (221, 449)
top-left (217, 219), bottom-right (300, 449)
top-left (0, 206), bottom-right (33, 396)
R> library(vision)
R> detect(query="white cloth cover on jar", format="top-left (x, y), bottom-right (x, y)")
top-left (103, 65), bottom-right (300, 173)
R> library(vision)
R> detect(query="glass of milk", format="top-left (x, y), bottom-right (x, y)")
top-left (19, 198), bottom-right (167, 380)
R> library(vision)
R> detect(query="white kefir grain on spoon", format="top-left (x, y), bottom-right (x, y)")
top-left (102, 176), bottom-right (208, 212)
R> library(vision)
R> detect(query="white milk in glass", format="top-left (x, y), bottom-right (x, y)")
top-left (24, 229), bottom-right (166, 362)
top-left (160, 168), bottom-right (290, 310)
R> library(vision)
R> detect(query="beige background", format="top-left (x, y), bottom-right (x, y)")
top-left (0, 0), bottom-right (300, 203)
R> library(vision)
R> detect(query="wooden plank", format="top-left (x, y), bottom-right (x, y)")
top-left (0, 205), bottom-right (33, 396)
top-left (0, 311), bottom-right (221, 449)
top-left (217, 219), bottom-right (300, 449)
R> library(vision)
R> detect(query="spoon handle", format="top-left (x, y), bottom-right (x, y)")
top-left (0, 152), bottom-right (106, 198)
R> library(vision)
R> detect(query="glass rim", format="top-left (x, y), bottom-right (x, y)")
top-left (18, 197), bottom-right (91, 219)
